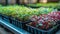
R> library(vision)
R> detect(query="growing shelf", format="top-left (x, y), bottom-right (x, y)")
top-left (0, 18), bottom-right (30, 34)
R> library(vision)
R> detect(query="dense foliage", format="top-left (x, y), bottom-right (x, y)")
top-left (29, 11), bottom-right (60, 30)
top-left (0, 5), bottom-right (57, 21)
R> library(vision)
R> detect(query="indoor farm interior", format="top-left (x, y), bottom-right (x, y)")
top-left (0, 0), bottom-right (60, 34)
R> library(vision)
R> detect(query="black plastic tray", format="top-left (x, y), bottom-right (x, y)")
top-left (2, 15), bottom-right (10, 22)
top-left (9, 17), bottom-right (31, 30)
top-left (26, 23), bottom-right (59, 34)
top-left (0, 14), bottom-right (31, 30)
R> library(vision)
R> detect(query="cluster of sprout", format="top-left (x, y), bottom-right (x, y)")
top-left (0, 5), bottom-right (57, 21)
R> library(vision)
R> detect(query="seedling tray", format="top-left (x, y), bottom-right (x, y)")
top-left (0, 14), bottom-right (2, 19)
top-left (0, 14), bottom-right (31, 30)
top-left (26, 23), bottom-right (59, 34)
top-left (0, 14), bottom-right (10, 22)
top-left (57, 21), bottom-right (60, 29)
top-left (8, 16), bottom-right (32, 30)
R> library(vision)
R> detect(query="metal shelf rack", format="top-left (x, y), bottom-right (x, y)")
top-left (0, 19), bottom-right (30, 34)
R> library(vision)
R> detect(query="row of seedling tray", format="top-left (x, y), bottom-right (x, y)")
top-left (0, 5), bottom-right (60, 34)
top-left (0, 11), bottom-right (60, 34)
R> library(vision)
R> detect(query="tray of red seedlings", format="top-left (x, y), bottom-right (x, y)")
top-left (26, 22), bottom-right (59, 34)
top-left (26, 12), bottom-right (60, 34)
top-left (48, 11), bottom-right (60, 29)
